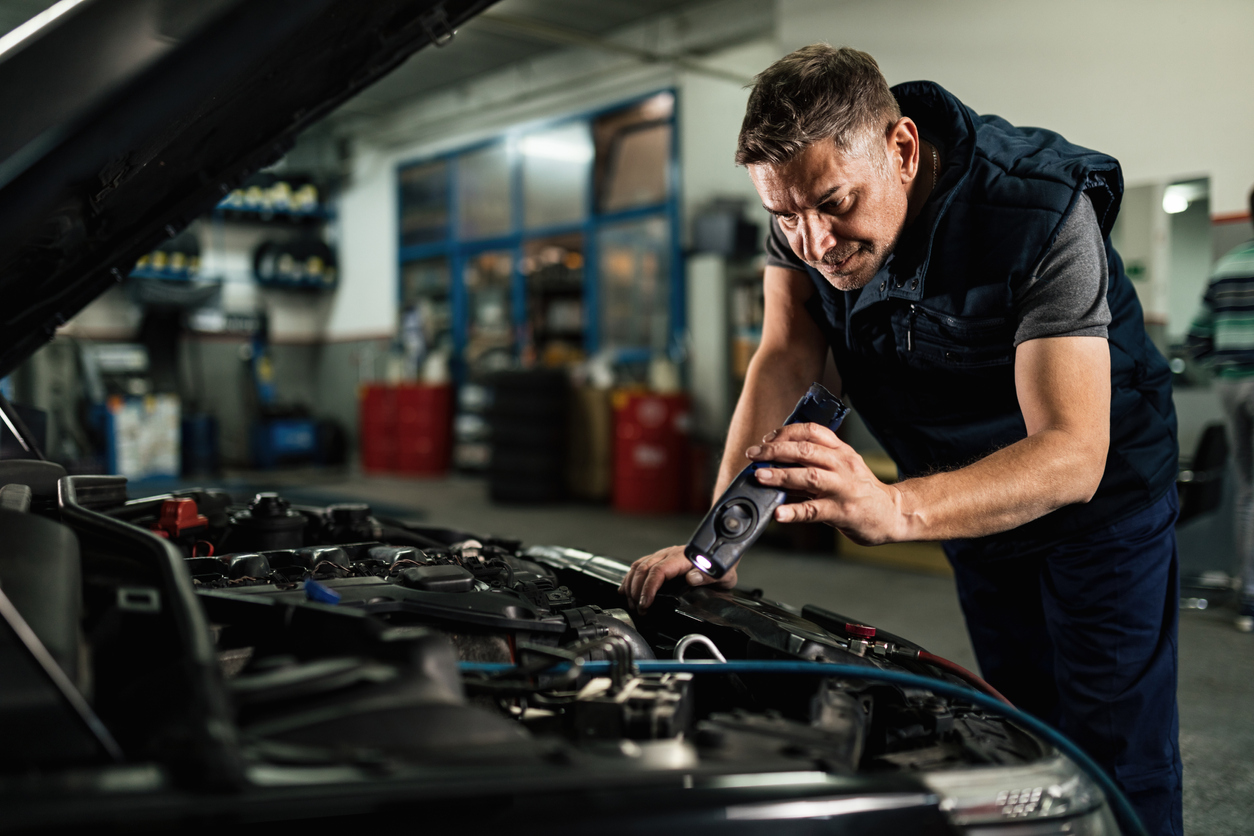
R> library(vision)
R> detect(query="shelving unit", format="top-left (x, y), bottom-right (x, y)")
top-left (401, 258), bottom-right (453, 360)
top-left (129, 176), bottom-right (337, 290)
top-left (728, 259), bottom-right (765, 389)
top-left (525, 234), bottom-right (585, 366)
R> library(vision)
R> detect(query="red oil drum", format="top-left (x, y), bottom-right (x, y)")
top-left (359, 384), bottom-right (395, 473)
top-left (612, 391), bottom-right (690, 513)
top-left (395, 384), bottom-right (452, 475)
top-left (359, 384), bottom-right (452, 475)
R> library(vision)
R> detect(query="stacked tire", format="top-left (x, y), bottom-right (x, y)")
top-left (487, 370), bottom-right (569, 503)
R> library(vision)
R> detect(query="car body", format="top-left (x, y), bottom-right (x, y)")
top-left (0, 2), bottom-right (1121, 833)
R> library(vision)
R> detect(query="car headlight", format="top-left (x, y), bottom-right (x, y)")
top-left (922, 754), bottom-right (1121, 834)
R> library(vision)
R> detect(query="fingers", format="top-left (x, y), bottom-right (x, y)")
top-left (639, 553), bottom-right (685, 611)
top-left (746, 422), bottom-right (852, 497)
top-left (619, 546), bottom-right (734, 613)
top-left (755, 464), bottom-right (828, 494)
top-left (775, 499), bottom-right (824, 523)
top-left (759, 421), bottom-right (841, 450)
top-left (747, 424), bottom-right (843, 466)
top-left (619, 546), bottom-right (685, 611)
top-left (619, 549), bottom-right (659, 602)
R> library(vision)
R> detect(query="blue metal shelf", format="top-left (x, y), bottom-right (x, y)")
top-left (211, 205), bottom-right (333, 224)
top-left (129, 268), bottom-right (205, 282)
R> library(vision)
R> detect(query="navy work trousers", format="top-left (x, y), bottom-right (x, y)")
top-left (944, 490), bottom-right (1183, 836)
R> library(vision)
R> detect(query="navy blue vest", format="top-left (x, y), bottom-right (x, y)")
top-left (802, 82), bottom-right (1178, 549)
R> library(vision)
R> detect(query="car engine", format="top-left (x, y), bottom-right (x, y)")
top-left (130, 487), bottom-right (1045, 773)
top-left (0, 470), bottom-right (1118, 834)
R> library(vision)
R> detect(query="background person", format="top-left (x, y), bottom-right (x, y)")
top-left (1186, 187), bottom-right (1254, 633)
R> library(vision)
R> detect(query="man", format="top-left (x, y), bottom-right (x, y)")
top-left (1187, 188), bottom-right (1254, 633)
top-left (621, 45), bottom-right (1181, 833)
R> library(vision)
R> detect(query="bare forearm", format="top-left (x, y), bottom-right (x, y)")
top-left (890, 427), bottom-right (1106, 541)
top-left (714, 347), bottom-right (818, 499)
top-left (758, 337), bottom-right (1112, 546)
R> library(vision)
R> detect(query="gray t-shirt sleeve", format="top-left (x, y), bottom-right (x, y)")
top-left (1013, 193), bottom-right (1111, 346)
top-left (764, 216), bottom-right (809, 272)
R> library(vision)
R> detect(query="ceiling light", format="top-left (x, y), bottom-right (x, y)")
top-left (1162, 180), bottom-right (1208, 215)
top-left (1162, 191), bottom-right (1189, 214)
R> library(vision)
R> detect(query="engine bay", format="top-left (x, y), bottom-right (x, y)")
top-left (15, 478), bottom-right (1040, 778)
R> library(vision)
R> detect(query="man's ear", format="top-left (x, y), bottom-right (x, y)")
top-left (886, 117), bottom-right (919, 183)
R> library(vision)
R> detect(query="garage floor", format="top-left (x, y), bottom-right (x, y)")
top-left (211, 469), bottom-right (1252, 835)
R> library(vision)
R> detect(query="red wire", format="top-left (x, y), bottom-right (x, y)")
top-left (917, 650), bottom-right (1013, 706)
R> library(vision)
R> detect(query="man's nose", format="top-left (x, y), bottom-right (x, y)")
top-left (799, 213), bottom-right (838, 263)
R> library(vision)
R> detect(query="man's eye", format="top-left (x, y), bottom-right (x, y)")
top-left (777, 214), bottom-right (798, 226)
top-left (822, 196), bottom-right (849, 213)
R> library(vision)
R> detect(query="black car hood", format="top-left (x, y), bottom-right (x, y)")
top-left (0, 0), bottom-right (493, 378)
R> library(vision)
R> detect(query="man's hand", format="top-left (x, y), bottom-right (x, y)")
top-left (619, 545), bottom-right (737, 613)
top-left (748, 423), bottom-right (906, 544)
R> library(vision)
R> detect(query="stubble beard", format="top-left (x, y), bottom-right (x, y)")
top-left (815, 242), bottom-right (887, 292)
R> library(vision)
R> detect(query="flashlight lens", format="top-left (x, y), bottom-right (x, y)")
top-left (694, 554), bottom-right (713, 572)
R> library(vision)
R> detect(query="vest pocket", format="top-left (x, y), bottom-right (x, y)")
top-left (899, 305), bottom-right (1015, 371)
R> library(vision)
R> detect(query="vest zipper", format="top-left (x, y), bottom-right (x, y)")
top-left (908, 304), bottom-right (916, 351)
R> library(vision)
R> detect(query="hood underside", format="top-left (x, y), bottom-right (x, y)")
top-left (0, 0), bottom-right (494, 378)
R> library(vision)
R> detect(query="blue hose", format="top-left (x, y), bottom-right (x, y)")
top-left (461, 659), bottom-right (1148, 836)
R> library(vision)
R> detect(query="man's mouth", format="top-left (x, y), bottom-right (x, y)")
top-left (817, 247), bottom-right (862, 275)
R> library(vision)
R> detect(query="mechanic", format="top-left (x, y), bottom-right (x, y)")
top-left (620, 45), bottom-right (1181, 834)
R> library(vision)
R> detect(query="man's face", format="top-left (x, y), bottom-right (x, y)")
top-left (750, 135), bottom-right (910, 291)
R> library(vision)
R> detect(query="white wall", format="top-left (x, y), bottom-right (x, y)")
top-left (678, 40), bottom-right (782, 243)
top-left (778, 0), bottom-right (1254, 216)
top-left (327, 144), bottom-right (400, 341)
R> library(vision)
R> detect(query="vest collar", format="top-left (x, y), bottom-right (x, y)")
top-left (866, 81), bottom-right (978, 305)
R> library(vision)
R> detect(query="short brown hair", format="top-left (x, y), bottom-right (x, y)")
top-left (736, 45), bottom-right (901, 167)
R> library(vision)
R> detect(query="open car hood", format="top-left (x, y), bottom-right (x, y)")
top-left (0, 0), bottom-right (493, 378)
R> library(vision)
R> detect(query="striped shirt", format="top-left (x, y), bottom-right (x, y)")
top-left (1188, 239), bottom-right (1254, 378)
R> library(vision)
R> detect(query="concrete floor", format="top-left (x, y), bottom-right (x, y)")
top-left (229, 470), bottom-right (1251, 835)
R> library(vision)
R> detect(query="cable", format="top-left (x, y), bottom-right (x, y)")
top-left (459, 659), bottom-right (1148, 836)
top-left (913, 650), bottom-right (1013, 707)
